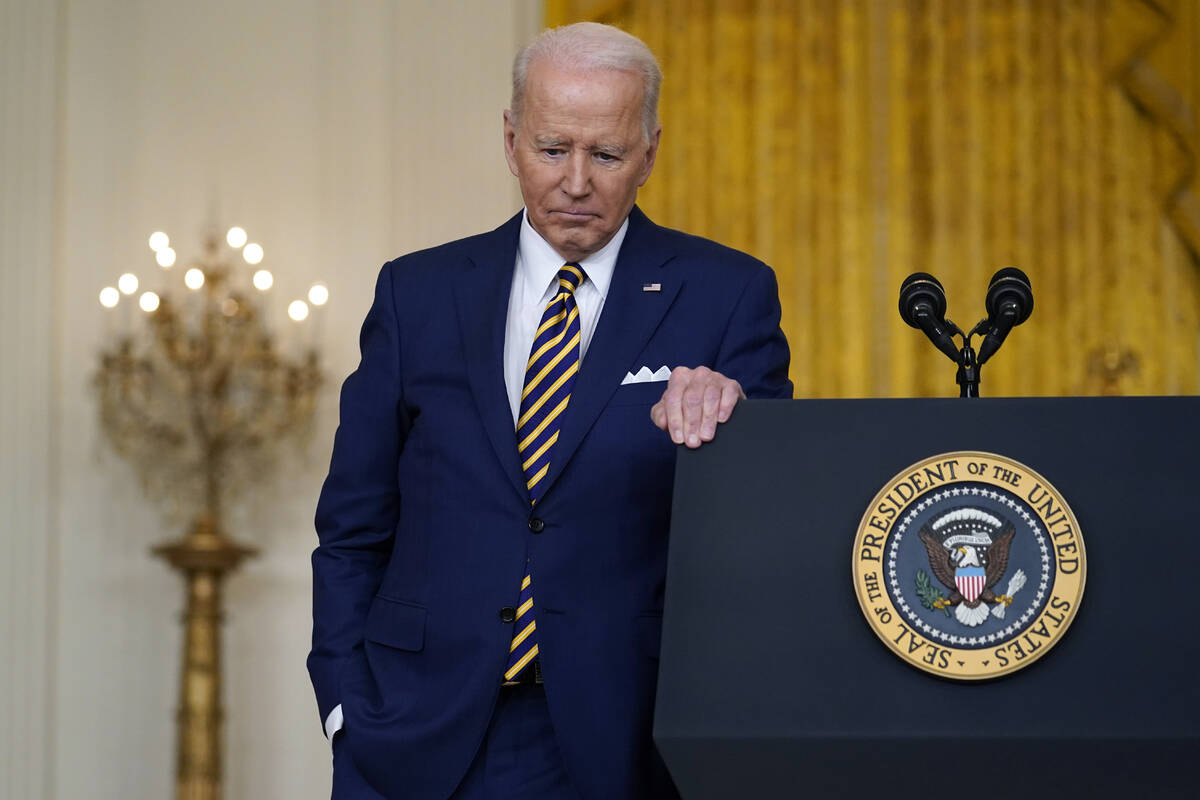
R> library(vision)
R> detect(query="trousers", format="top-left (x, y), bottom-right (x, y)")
top-left (332, 684), bottom-right (579, 800)
top-left (451, 684), bottom-right (579, 799)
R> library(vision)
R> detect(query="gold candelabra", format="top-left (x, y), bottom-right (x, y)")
top-left (94, 228), bottom-right (324, 800)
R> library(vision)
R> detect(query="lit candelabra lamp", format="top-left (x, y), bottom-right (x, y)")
top-left (94, 227), bottom-right (325, 800)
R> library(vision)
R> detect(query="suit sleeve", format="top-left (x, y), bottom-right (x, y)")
top-left (714, 264), bottom-right (793, 399)
top-left (307, 261), bottom-right (408, 729)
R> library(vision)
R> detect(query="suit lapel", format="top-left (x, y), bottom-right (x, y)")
top-left (542, 208), bottom-right (680, 495)
top-left (453, 211), bottom-right (528, 503)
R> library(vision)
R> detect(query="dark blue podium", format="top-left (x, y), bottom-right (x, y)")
top-left (655, 397), bottom-right (1199, 799)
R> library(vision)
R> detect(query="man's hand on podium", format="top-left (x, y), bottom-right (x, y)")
top-left (651, 366), bottom-right (745, 449)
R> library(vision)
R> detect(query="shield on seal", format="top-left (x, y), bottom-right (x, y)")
top-left (955, 566), bottom-right (986, 603)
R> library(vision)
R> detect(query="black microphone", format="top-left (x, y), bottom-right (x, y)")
top-left (976, 268), bottom-right (1033, 365)
top-left (898, 272), bottom-right (961, 364)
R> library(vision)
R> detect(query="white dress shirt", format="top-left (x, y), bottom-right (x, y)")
top-left (325, 210), bottom-right (627, 742)
top-left (503, 210), bottom-right (624, 420)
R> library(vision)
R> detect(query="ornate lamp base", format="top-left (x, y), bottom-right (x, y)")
top-left (153, 514), bottom-right (256, 800)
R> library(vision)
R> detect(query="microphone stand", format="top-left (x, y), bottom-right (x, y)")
top-left (940, 318), bottom-right (981, 399)
top-left (956, 341), bottom-right (979, 398)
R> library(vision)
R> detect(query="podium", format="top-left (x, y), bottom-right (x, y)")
top-left (655, 397), bottom-right (1199, 798)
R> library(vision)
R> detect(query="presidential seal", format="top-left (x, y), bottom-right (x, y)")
top-left (851, 452), bottom-right (1085, 680)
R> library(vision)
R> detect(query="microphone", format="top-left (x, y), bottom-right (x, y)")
top-left (975, 268), bottom-right (1033, 365)
top-left (899, 272), bottom-right (961, 363)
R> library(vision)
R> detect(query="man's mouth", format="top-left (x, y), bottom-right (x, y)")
top-left (551, 209), bottom-right (597, 221)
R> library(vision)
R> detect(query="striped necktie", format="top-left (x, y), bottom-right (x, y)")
top-left (504, 262), bottom-right (584, 682)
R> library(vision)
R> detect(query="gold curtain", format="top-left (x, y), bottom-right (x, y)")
top-left (546, 0), bottom-right (1200, 397)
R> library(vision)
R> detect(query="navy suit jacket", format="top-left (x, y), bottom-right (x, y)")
top-left (309, 207), bottom-right (792, 799)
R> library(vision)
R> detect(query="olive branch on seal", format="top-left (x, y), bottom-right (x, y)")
top-left (915, 569), bottom-right (951, 617)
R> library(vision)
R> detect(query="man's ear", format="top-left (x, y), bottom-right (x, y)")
top-left (637, 125), bottom-right (662, 188)
top-left (503, 110), bottom-right (520, 178)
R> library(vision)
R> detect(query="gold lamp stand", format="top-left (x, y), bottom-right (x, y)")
top-left (95, 227), bottom-right (323, 799)
top-left (153, 514), bottom-right (257, 800)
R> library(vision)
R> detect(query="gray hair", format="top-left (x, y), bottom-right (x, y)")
top-left (510, 22), bottom-right (662, 141)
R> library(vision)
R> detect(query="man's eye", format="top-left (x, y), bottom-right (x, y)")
top-left (543, 148), bottom-right (565, 157)
top-left (595, 152), bottom-right (618, 163)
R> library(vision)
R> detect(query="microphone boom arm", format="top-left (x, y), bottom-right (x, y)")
top-left (913, 308), bottom-right (965, 364)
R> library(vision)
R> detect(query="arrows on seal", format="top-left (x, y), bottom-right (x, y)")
top-left (991, 569), bottom-right (1027, 619)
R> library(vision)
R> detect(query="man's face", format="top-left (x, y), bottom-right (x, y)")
top-left (504, 60), bottom-right (660, 263)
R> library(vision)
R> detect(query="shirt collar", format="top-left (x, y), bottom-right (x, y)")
top-left (517, 210), bottom-right (627, 304)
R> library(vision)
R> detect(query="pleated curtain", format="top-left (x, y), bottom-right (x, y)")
top-left (547, 0), bottom-right (1200, 397)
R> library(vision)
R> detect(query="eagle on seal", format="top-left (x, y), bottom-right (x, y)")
top-left (919, 507), bottom-right (1017, 627)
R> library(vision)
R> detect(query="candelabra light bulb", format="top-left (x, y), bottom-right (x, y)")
top-left (253, 269), bottom-right (274, 291)
top-left (99, 287), bottom-right (120, 308)
top-left (243, 243), bottom-right (264, 265)
top-left (148, 231), bottom-right (169, 252)
top-left (185, 268), bottom-right (205, 290)
top-left (308, 283), bottom-right (329, 306)
top-left (226, 226), bottom-right (248, 249)
top-left (118, 273), bottom-right (139, 295)
top-left (139, 291), bottom-right (160, 312)
top-left (288, 300), bottom-right (310, 321)
top-left (156, 247), bottom-right (177, 268)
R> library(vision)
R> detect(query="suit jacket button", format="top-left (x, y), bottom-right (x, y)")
top-left (499, 606), bottom-right (517, 623)
top-left (528, 517), bottom-right (545, 533)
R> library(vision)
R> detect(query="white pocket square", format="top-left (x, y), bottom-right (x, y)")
top-left (620, 365), bottom-right (672, 385)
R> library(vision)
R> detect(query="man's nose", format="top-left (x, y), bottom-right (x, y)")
top-left (561, 152), bottom-right (591, 197)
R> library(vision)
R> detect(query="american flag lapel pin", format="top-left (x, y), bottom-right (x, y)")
top-left (642, 282), bottom-right (662, 292)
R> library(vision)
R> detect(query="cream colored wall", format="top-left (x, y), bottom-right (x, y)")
top-left (2, 1), bottom-right (540, 797)
top-left (1, 1), bottom-right (61, 797)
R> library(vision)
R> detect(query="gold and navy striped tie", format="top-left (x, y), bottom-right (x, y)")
top-left (504, 263), bottom-right (584, 682)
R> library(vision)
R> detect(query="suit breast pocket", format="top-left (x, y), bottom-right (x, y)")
top-left (363, 595), bottom-right (426, 652)
top-left (610, 381), bottom-right (668, 407)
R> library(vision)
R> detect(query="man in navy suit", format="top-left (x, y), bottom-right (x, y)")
top-left (309, 21), bottom-right (792, 800)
